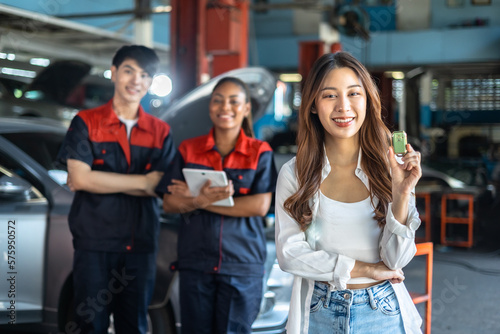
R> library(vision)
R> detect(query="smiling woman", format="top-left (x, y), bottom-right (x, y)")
top-left (313, 67), bottom-right (367, 142)
top-left (275, 52), bottom-right (423, 334)
top-left (157, 76), bottom-right (278, 334)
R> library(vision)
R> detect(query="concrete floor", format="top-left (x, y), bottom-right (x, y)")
top-left (404, 244), bottom-right (500, 334)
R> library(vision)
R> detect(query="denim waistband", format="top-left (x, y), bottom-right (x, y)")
top-left (314, 280), bottom-right (393, 306)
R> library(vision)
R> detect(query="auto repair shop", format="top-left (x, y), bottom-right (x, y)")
top-left (0, 1), bottom-right (499, 334)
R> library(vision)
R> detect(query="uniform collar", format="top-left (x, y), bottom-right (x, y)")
top-left (199, 128), bottom-right (252, 156)
top-left (101, 99), bottom-right (147, 129)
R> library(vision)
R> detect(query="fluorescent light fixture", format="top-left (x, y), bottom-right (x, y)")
top-left (30, 58), bottom-right (51, 67)
top-left (1, 67), bottom-right (36, 78)
top-left (385, 71), bottom-right (405, 80)
top-left (153, 5), bottom-right (172, 13)
top-left (150, 74), bottom-right (172, 97)
top-left (279, 73), bottom-right (302, 83)
top-left (392, 72), bottom-right (405, 80)
top-left (0, 53), bottom-right (17, 61)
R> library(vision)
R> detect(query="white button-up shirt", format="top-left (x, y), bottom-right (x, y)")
top-left (275, 151), bottom-right (423, 334)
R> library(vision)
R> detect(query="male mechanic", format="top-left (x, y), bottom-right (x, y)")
top-left (57, 45), bottom-right (176, 333)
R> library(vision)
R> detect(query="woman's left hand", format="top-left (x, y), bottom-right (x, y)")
top-left (388, 144), bottom-right (422, 196)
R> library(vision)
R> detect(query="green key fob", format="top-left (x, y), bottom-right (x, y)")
top-left (392, 131), bottom-right (407, 156)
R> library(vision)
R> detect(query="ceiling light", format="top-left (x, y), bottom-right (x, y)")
top-left (30, 58), bottom-right (51, 67)
top-left (385, 71), bottom-right (405, 80)
top-left (153, 6), bottom-right (172, 13)
top-left (150, 74), bottom-right (172, 97)
top-left (279, 73), bottom-right (302, 82)
top-left (1, 67), bottom-right (36, 78)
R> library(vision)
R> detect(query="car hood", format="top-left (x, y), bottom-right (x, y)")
top-left (157, 67), bottom-right (277, 146)
top-left (23, 60), bottom-right (91, 105)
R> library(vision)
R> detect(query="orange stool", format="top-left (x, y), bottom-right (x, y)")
top-left (415, 192), bottom-right (432, 243)
top-left (440, 193), bottom-right (474, 248)
top-left (410, 242), bottom-right (433, 334)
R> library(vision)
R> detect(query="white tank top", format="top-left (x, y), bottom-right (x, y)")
top-left (316, 190), bottom-right (381, 284)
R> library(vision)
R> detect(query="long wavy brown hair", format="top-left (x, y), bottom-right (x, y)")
top-left (284, 52), bottom-right (392, 231)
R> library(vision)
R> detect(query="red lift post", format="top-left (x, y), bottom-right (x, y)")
top-left (298, 41), bottom-right (342, 84)
top-left (170, 0), bottom-right (249, 100)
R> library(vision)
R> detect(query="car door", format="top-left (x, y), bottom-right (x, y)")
top-left (0, 127), bottom-right (75, 331)
top-left (0, 157), bottom-right (48, 325)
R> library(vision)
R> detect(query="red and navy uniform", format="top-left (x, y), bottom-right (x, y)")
top-left (157, 128), bottom-right (277, 333)
top-left (57, 100), bottom-right (176, 253)
top-left (156, 128), bottom-right (278, 276)
top-left (57, 100), bottom-right (176, 333)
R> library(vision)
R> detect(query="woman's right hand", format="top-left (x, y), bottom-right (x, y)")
top-left (168, 179), bottom-right (192, 197)
top-left (194, 180), bottom-right (234, 209)
top-left (368, 261), bottom-right (405, 284)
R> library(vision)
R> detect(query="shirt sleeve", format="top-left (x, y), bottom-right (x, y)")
top-left (275, 159), bottom-right (356, 290)
top-left (155, 149), bottom-right (186, 198)
top-left (379, 195), bottom-right (421, 269)
top-left (150, 129), bottom-right (177, 172)
top-left (56, 115), bottom-right (93, 167)
top-left (250, 149), bottom-right (278, 194)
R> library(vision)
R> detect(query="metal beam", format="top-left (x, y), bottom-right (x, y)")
top-left (0, 4), bottom-right (170, 68)
top-left (55, 6), bottom-right (171, 20)
top-left (0, 29), bottom-right (113, 68)
top-left (250, 1), bottom-right (331, 11)
top-left (55, 1), bottom-right (330, 20)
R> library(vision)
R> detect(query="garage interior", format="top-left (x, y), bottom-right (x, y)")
top-left (0, 1), bottom-right (500, 333)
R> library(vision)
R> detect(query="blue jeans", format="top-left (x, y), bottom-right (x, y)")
top-left (72, 250), bottom-right (157, 334)
top-left (308, 280), bottom-right (405, 334)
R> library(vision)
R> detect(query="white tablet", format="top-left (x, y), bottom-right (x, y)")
top-left (182, 168), bottom-right (234, 207)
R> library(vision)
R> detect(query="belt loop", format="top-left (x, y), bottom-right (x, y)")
top-left (324, 284), bottom-right (332, 308)
top-left (367, 286), bottom-right (378, 310)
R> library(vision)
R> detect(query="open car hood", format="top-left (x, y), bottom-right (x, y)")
top-left (157, 67), bottom-right (277, 146)
top-left (23, 60), bottom-right (92, 105)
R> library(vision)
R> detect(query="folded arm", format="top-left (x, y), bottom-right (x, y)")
top-left (162, 179), bottom-right (271, 217)
top-left (275, 161), bottom-right (404, 289)
top-left (206, 192), bottom-right (272, 217)
top-left (67, 159), bottom-right (162, 196)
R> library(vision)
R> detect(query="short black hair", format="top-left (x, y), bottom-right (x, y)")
top-left (112, 45), bottom-right (159, 77)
